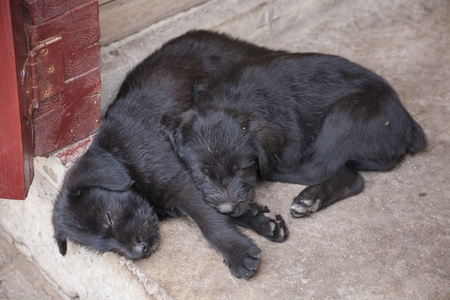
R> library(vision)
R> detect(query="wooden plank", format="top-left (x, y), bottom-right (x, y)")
top-left (68, 0), bottom-right (101, 51)
top-left (0, 0), bottom-right (34, 199)
top-left (22, 0), bottom-right (90, 25)
top-left (33, 68), bottom-right (101, 156)
top-left (99, 0), bottom-right (207, 45)
top-left (24, 10), bottom-right (71, 50)
top-left (25, 0), bottom-right (100, 80)
top-left (64, 42), bottom-right (101, 80)
top-left (23, 0), bottom-right (101, 156)
top-left (33, 36), bottom-right (66, 101)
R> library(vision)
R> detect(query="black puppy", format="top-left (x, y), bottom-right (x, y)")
top-left (163, 52), bottom-right (426, 218)
top-left (52, 30), bottom-right (288, 279)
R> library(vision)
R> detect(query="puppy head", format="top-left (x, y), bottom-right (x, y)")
top-left (52, 147), bottom-right (159, 260)
top-left (162, 108), bottom-right (284, 216)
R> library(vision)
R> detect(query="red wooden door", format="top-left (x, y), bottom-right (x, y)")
top-left (23, 0), bottom-right (101, 156)
top-left (0, 0), bottom-right (34, 200)
top-left (1, 0), bottom-right (101, 199)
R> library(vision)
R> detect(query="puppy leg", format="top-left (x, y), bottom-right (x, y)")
top-left (169, 172), bottom-right (262, 279)
top-left (231, 203), bottom-right (288, 242)
top-left (184, 201), bottom-right (262, 278)
top-left (290, 167), bottom-right (364, 218)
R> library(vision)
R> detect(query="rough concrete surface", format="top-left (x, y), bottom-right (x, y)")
top-left (0, 0), bottom-right (449, 299)
top-left (0, 232), bottom-right (61, 299)
top-left (133, 1), bottom-right (450, 298)
top-left (99, 0), bottom-right (339, 115)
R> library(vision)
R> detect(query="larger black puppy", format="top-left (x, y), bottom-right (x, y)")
top-left (163, 53), bottom-right (426, 218)
top-left (52, 30), bottom-right (288, 279)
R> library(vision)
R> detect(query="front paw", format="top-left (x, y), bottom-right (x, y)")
top-left (223, 243), bottom-right (261, 279)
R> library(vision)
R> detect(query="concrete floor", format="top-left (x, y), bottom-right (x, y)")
top-left (1, 0), bottom-right (449, 299)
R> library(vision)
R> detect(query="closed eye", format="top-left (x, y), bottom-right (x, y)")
top-left (241, 165), bottom-right (255, 172)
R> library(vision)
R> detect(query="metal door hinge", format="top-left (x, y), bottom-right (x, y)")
top-left (21, 36), bottom-right (65, 120)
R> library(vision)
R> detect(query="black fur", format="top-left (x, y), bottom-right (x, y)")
top-left (163, 52), bottom-right (427, 218)
top-left (52, 30), bottom-right (288, 279)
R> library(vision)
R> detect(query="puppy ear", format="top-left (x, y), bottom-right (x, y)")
top-left (248, 117), bottom-right (284, 176)
top-left (65, 147), bottom-right (134, 194)
top-left (161, 109), bottom-right (197, 151)
top-left (160, 112), bottom-right (183, 137)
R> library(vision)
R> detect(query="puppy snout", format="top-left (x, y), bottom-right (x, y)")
top-left (135, 241), bottom-right (149, 255)
top-left (218, 203), bottom-right (236, 214)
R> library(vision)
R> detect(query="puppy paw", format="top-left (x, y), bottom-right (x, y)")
top-left (223, 243), bottom-right (261, 279)
top-left (260, 207), bottom-right (289, 242)
top-left (232, 204), bottom-right (288, 242)
top-left (290, 198), bottom-right (322, 218)
top-left (291, 184), bottom-right (325, 218)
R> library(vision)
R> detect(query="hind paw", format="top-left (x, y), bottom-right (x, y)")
top-left (291, 197), bottom-right (322, 218)
top-left (291, 184), bottom-right (325, 218)
top-left (232, 204), bottom-right (289, 242)
top-left (261, 207), bottom-right (289, 242)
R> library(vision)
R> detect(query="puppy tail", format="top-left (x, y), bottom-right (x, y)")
top-left (407, 117), bottom-right (427, 154)
top-left (55, 236), bottom-right (68, 256)
top-left (52, 200), bottom-right (68, 256)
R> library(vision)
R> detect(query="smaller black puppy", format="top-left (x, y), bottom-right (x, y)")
top-left (163, 53), bottom-right (426, 218)
top-left (53, 30), bottom-right (288, 279)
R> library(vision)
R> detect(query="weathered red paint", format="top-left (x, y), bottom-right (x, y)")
top-left (24, 0), bottom-right (101, 80)
top-left (65, 42), bottom-right (101, 80)
top-left (22, 0), bottom-right (90, 25)
top-left (33, 68), bottom-right (101, 155)
top-left (56, 135), bottom-right (94, 166)
top-left (33, 36), bottom-right (65, 101)
top-left (23, 0), bottom-right (101, 156)
top-left (1, 0), bottom-right (100, 198)
top-left (0, 0), bottom-right (34, 199)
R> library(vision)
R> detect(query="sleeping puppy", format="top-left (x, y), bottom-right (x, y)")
top-left (163, 52), bottom-right (427, 218)
top-left (52, 30), bottom-right (288, 279)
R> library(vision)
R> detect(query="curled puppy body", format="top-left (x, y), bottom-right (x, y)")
top-left (163, 53), bottom-right (426, 218)
top-left (52, 30), bottom-right (288, 279)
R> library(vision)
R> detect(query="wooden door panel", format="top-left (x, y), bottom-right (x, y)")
top-left (32, 68), bottom-right (101, 155)
top-left (23, 0), bottom-right (101, 156)
top-left (22, 0), bottom-right (90, 25)
top-left (1, 0), bottom-right (101, 198)
top-left (0, 0), bottom-right (34, 200)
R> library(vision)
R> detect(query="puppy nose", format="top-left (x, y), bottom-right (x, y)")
top-left (218, 203), bottom-right (235, 214)
top-left (135, 241), bottom-right (148, 254)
